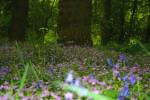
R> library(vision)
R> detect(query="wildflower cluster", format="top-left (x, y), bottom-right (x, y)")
top-left (0, 52), bottom-right (149, 100)
top-left (108, 53), bottom-right (137, 100)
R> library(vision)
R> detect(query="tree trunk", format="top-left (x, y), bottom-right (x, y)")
top-left (101, 0), bottom-right (112, 44)
top-left (141, 0), bottom-right (150, 43)
top-left (9, 0), bottom-right (28, 41)
top-left (142, 15), bottom-right (150, 43)
top-left (129, 0), bottom-right (137, 38)
top-left (57, 0), bottom-right (92, 46)
top-left (118, 0), bottom-right (125, 44)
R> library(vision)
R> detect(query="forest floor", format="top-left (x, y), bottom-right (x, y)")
top-left (0, 42), bottom-right (150, 100)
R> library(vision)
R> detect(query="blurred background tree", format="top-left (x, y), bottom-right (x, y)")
top-left (0, 0), bottom-right (149, 45)
top-left (9, 0), bottom-right (28, 41)
top-left (57, 0), bottom-right (92, 46)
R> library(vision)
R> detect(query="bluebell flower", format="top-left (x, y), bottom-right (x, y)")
top-left (35, 80), bottom-right (43, 89)
top-left (119, 84), bottom-right (130, 97)
top-left (0, 66), bottom-right (11, 79)
top-left (119, 53), bottom-right (126, 62)
top-left (89, 73), bottom-right (95, 79)
top-left (118, 96), bottom-right (125, 100)
top-left (122, 75), bottom-right (129, 84)
top-left (48, 67), bottom-right (54, 74)
top-left (133, 64), bottom-right (140, 67)
top-left (74, 78), bottom-right (80, 86)
top-left (113, 63), bottom-right (120, 69)
top-left (113, 68), bottom-right (120, 77)
top-left (0, 67), bottom-right (11, 74)
top-left (65, 71), bottom-right (74, 84)
top-left (107, 58), bottom-right (113, 68)
top-left (130, 73), bottom-right (136, 85)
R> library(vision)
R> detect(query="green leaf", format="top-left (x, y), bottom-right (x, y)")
top-left (103, 89), bottom-right (118, 98)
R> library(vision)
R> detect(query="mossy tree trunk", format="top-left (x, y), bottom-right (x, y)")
top-left (57, 0), bottom-right (92, 46)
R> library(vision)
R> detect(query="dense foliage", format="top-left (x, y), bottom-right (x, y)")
top-left (0, 0), bottom-right (149, 44)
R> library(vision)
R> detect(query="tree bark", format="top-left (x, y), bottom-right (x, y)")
top-left (141, 0), bottom-right (150, 43)
top-left (129, 0), bottom-right (137, 38)
top-left (118, 0), bottom-right (125, 44)
top-left (57, 0), bottom-right (92, 46)
top-left (9, 0), bottom-right (28, 41)
top-left (142, 15), bottom-right (150, 43)
top-left (101, 0), bottom-right (112, 44)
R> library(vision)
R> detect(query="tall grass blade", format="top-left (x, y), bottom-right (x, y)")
top-left (16, 62), bottom-right (29, 100)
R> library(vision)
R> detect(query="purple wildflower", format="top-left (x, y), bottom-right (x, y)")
top-left (48, 67), bottom-right (54, 74)
top-left (119, 53), bottom-right (126, 62)
top-left (58, 64), bottom-right (63, 68)
top-left (64, 92), bottom-right (73, 100)
top-left (82, 76), bottom-right (89, 81)
top-left (56, 96), bottom-right (61, 100)
top-left (88, 78), bottom-right (97, 85)
top-left (133, 63), bottom-right (140, 67)
top-left (0, 67), bottom-right (11, 79)
top-left (0, 67), bottom-right (10, 73)
top-left (113, 68), bottom-right (120, 80)
top-left (35, 80), bottom-right (43, 89)
top-left (0, 95), bottom-right (8, 100)
top-left (41, 89), bottom-right (49, 98)
top-left (88, 73), bottom-right (99, 85)
top-left (89, 73), bottom-right (95, 79)
top-left (50, 92), bottom-right (61, 100)
top-left (130, 73), bottom-right (136, 85)
top-left (113, 63), bottom-right (120, 69)
top-left (92, 87), bottom-right (100, 94)
top-left (118, 96), bottom-right (125, 100)
top-left (97, 81), bottom-right (106, 86)
top-left (119, 84), bottom-right (130, 97)
top-left (122, 75), bottom-right (129, 84)
top-left (0, 81), bottom-right (10, 91)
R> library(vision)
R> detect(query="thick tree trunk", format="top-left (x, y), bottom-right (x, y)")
top-left (142, 15), bottom-right (150, 43)
top-left (9, 0), bottom-right (28, 41)
top-left (141, 0), bottom-right (150, 43)
top-left (57, 0), bottom-right (92, 46)
top-left (101, 0), bottom-right (112, 44)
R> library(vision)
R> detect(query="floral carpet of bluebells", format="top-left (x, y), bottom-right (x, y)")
top-left (0, 43), bottom-right (150, 100)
